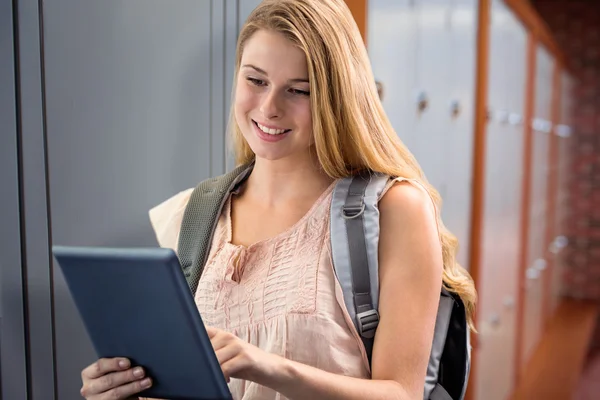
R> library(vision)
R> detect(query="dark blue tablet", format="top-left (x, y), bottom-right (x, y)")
top-left (52, 245), bottom-right (232, 400)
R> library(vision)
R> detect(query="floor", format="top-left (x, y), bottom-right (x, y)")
top-left (574, 352), bottom-right (600, 400)
top-left (510, 299), bottom-right (599, 400)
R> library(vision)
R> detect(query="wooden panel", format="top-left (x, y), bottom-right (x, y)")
top-left (464, 0), bottom-right (491, 398)
top-left (504, 0), bottom-right (566, 68)
top-left (345, 0), bottom-right (367, 44)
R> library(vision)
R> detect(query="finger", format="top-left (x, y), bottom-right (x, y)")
top-left (205, 326), bottom-right (218, 338)
top-left (102, 377), bottom-right (152, 400)
top-left (220, 355), bottom-right (246, 383)
top-left (82, 358), bottom-right (130, 380)
top-left (210, 331), bottom-right (237, 353)
top-left (86, 367), bottom-right (146, 396)
top-left (215, 344), bottom-right (239, 366)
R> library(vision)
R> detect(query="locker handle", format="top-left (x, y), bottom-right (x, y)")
top-left (416, 91), bottom-right (429, 112)
top-left (450, 100), bottom-right (461, 118)
top-left (489, 313), bottom-right (501, 327)
top-left (509, 113), bottom-right (523, 126)
top-left (555, 124), bottom-right (572, 138)
top-left (526, 267), bottom-right (541, 280)
top-left (532, 118), bottom-right (553, 133)
top-left (495, 109), bottom-right (509, 123)
top-left (550, 235), bottom-right (569, 254)
top-left (533, 259), bottom-right (547, 271)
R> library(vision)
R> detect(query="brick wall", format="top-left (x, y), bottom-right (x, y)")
top-left (533, 0), bottom-right (600, 301)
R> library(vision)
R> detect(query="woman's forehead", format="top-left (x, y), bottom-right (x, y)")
top-left (241, 30), bottom-right (308, 79)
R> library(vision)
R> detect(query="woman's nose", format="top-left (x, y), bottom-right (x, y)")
top-left (259, 90), bottom-right (282, 119)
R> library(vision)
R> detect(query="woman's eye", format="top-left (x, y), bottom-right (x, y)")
top-left (247, 77), bottom-right (266, 86)
top-left (290, 88), bottom-right (310, 96)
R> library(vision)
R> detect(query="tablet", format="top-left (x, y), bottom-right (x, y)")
top-left (52, 245), bottom-right (232, 400)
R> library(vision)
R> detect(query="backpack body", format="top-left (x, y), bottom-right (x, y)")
top-left (177, 165), bottom-right (471, 400)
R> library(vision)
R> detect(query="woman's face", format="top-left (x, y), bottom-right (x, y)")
top-left (234, 29), bottom-right (313, 162)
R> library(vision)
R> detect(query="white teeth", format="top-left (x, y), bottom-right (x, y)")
top-left (257, 122), bottom-right (288, 135)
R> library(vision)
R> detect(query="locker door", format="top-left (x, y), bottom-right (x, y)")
top-left (550, 72), bottom-right (574, 315)
top-left (475, 2), bottom-right (524, 399)
top-left (0, 0), bottom-right (28, 398)
top-left (42, 1), bottom-right (226, 398)
top-left (503, 13), bottom-right (527, 325)
top-left (522, 45), bottom-right (554, 368)
top-left (225, 0), bottom-right (266, 171)
top-left (475, 0), bottom-right (505, 397)
top-left (441, 0), bottom-right (478, 270)
top-left (411, 0), bottom-right (453, 196)
top-left (367, 0), bottom-right (418, 151)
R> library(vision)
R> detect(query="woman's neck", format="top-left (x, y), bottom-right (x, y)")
top-left (243, 151), bottom-right (334, 207)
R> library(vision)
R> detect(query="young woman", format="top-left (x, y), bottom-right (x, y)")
top-left (79, 1), bottom-right (476, 399)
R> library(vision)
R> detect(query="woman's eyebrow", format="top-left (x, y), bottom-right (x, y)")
top-left (241, 64), bottom-right (309, 83)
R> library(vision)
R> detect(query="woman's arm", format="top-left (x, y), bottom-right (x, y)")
top-left (209, 181), bottom-right (444, 400)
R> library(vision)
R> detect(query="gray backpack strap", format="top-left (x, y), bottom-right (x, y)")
top-left (330, 172), bottom-right (390, 361)
top-left (177, 163), bottom-right (253, 293)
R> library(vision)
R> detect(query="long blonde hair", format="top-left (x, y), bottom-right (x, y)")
top-left (229, 0), bottom-right (477, 329)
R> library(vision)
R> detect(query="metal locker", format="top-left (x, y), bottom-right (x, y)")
top-left (367, 0), bottom-right (418, 152)
top-left (549, 72), bottom-right (574, 315)
top-left (410, 0), bottom-right (454, 197)
top-left (522, 45), bottom-right (554, 368)
top-left (40, 1), bottom-right (243, 397)
top-left (476, 1), bottom-right (508, 396)
top-left (475, 2), bottom-right (526, 399)
top-left (440, 0), bottom-right (478, 271)
top-left (0, 0), bottom-right (28, 398)
top-left (226, 0), bottom-right (264, 171)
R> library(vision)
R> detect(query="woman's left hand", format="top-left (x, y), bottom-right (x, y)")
top-left (206, 326), bottom-right (283, 384)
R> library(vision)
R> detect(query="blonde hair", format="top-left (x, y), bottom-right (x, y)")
top-left (229, 0), bottom-right (477, 329)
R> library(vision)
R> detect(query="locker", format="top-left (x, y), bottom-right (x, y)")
top-left (521, 45), bottom-right (554, 368)
top-left (368, 0), bottom-right (478, 272)
top-left (411, 0), bottom-right (453, 197)
top-left (227, 0), bottom-right (264, 170)
top-left (549, 72), bottom-right (574, 315)
top-left (367, 0), bottom-right (418, 152)
top-left (441, 0), bottom-right (478, 271)
top-left (475, 2), bottom-right (526, 399)
top-left (38, 1), bottom-right (258, 397)
top-left (0, 0), bottom-right (28, 398)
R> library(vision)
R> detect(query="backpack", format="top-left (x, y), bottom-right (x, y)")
top-left (177, 163), bottom-right (471, 400)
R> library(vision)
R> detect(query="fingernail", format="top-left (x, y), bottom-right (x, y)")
top-left (119, 359), bottom-right (129, 368)
top-left (133, 367), bottom-right (144, 378)
top-left (141, 378), bottom-right (152, 388)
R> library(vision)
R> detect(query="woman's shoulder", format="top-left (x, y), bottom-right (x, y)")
top-left (148, 188), bottom-right (194, 251)
top-left (378, 176), bottom-right (439, 230)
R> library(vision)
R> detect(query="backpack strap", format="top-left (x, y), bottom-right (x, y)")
top-left (330, 171), bottom-right (390, 362)
top-left (331, 174), bottom-right (470, 400)
top-left (177, 162), bottom-right (253, 293)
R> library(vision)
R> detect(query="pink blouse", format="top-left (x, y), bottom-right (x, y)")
top-left (148, 177), bottom-right (427, 399)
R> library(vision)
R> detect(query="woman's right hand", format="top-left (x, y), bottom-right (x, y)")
top-left (80, 357), bottom-right (152, 399)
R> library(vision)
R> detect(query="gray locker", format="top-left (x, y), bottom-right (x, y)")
top-left (0, 0), bottom-right (28, 398)
top-left (411, 0), bottom-right (453, 196)
top-left (0, 0), bottom-right (266, 398)
top-left (441, 0), bottom-right (478, 271)
top-left (522, 44), bottom-right (554, 368)
top-left (549, 72), bottom-right (574, 315)
top-left (367, 0), bottom-right (418, 151)
top-left (475, 2), bottom-right (527, 399)
top-left (369, 0), bottom-right (478, 272)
